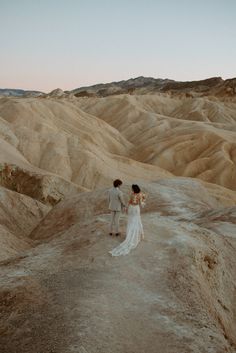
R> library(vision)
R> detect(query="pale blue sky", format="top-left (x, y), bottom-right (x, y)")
top-left (0, 0), bottom-right (235, 92)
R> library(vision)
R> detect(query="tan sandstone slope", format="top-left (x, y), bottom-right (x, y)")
top-left (1, 93), bottom-right (236, 191)
top-left (76, 94), bottom-right (236, 190)
top-left (0, 96), bottom-right (171, 193)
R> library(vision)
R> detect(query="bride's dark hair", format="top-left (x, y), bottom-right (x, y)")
top-left (132, 184), bottom-right (141, 193)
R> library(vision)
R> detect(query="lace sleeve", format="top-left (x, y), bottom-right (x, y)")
top-left (140, 192), bottom-right (146, 207)
top-left (128, 192), bottom-right (133, 205)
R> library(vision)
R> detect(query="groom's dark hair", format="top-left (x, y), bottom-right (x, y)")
top-left (113, 179), bottom-right (122, 187)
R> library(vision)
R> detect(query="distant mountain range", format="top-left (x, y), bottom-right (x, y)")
top-left (1, 76), bottom-right (236, 97)
top-left (70, 76), bottom-right (236, 97)
top-left (0, 88), bottom-right (42, 97)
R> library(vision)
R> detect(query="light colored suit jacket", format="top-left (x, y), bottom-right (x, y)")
top-left (108, 187), bottom-right (125, 211)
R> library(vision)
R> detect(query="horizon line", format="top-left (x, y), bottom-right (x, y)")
top-left (1, 74), bottom-right (235, 93)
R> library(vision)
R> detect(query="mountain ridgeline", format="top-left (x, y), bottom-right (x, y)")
top-left (1, 76), bottom-right (236, 98)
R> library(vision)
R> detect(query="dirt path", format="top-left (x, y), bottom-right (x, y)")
top-left (0, 212), bottom-right (235, 353)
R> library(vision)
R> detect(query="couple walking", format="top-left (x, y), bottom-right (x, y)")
top-left (108, 179), bottom-right (146, 256)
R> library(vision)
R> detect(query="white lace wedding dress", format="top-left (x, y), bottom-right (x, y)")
top-left (109, 204), bottom-right (144, 256)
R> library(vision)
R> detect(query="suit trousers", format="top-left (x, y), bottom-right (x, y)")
top-left (110, 211), bottom-right (121, 233)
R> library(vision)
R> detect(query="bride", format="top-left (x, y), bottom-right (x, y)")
top-left (109, 184), bottom-right (146, 256)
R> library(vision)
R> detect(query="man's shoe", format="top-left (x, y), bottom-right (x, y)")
top-left (109, 233), bottom-right (113, 236)
top-left (115, 233), bottom-right (120, 236)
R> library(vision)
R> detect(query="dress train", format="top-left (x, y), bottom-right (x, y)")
top-left (109, 204), bottom-right (143, 256)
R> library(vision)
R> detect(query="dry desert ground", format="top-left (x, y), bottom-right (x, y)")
top-left (1, 80), bottom-right (236, 353)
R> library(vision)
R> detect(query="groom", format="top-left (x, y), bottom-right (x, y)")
top-left (108, 179), bottom-right (126, 236)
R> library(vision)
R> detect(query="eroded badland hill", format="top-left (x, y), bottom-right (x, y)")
top-left (1, 77), bottom-right (236, 353)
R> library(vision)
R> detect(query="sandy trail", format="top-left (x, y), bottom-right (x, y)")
top-left (1, 205), bottom-right (236, 353)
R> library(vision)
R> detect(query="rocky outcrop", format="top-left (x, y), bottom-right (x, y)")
top-left (45, 88), bottom-right (65, 98)
top-left (0, 163), bottom-right (84, 206)
top-left (0, 186), bottom-right (50, 261)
